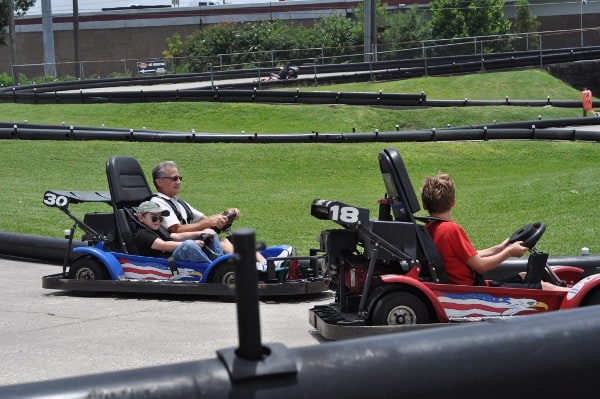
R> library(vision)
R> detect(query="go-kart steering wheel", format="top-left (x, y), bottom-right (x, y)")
top-left (215, 210), bottom-right (237, 234)
top-left (508, 222), bottom-right (546, 249)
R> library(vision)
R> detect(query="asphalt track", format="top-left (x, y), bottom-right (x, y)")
top-left (0, 258), bottom-right (332, 387)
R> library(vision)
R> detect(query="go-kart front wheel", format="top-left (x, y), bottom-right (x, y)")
top-left (210, 263), bottom-right (236, 286)
top-left (371, 291), bottom-right (430, 326)
top-left (68, 256), bottom-right (109, 280)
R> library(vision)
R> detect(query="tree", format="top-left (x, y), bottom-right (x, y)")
top-left (513, 0), bottom-right (540, 50)
top-left (430, 0), bottom-right (511, 39)
top-left (381, 6), bottom-right (432, 51)
top-left (0, 0), bottom-right (36, 46)
top-left (311, 13), bottom-right (361, 59)
top-left (514, 0), bottom-right (539, 33)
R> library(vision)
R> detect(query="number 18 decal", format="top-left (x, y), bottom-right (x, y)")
top-left (330, 205), bottom-right (360, 224)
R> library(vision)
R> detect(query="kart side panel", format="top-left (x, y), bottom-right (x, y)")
top-left (422, 283), bottom-right (566, 319)
top-left (561, 274), bottom-right (600, 309)
top-left (379, 274), bottom-right (450, 322)
top-left (73, 246), bottom-right (124, 279)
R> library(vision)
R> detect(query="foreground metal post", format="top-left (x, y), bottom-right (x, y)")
top-left (231, 228), bottom-right (262, 360)
top-left (216, 228), bottom-right (298, 382)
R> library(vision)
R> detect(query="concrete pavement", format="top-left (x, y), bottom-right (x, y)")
top-left (0, 259), bottom-right (332, 387)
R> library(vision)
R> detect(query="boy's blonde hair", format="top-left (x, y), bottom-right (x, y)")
top-left (421, 173), bottom-right (455, 213)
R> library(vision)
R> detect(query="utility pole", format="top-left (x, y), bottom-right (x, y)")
top-left (363, 0), bottom-right (377, 62)
top-left (42, 0), bottom-right (57, 77)
top-left (8, 0), bottom-right (19, 85)
top-left (73, 0), bottom-right (82, 78)
top-left (580, 0), bottom-right (587, 47)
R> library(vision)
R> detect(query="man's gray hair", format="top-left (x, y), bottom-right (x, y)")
top-left (151, 161), bottom-right (178, 189)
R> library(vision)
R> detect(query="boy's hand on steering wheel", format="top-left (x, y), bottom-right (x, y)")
top-left (506, 241), bottom-right (529, 258)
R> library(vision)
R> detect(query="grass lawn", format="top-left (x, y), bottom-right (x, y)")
top-left (0, 69), bottom-right (598, 256)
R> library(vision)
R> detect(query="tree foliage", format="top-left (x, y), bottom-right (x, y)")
top-left (513, 0), bottom-right (540, 33)
top-left (430, 0), bottom-right (511, 39)
top-left (381, 6), bottom-right (432, 50)
top-left (0, 0), bottom-right (36, 46)
top-left (173, 0), bottom-right (519, 72)
top-left (311, 12), bottom-right (361, 57)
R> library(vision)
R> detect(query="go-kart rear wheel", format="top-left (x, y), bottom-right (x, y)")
top-left (68, 256), bottom-right (109, 280)
top-left (371, 291), bottom-right (429, 326)
top-left (211, 263), bottom-right (236, 286)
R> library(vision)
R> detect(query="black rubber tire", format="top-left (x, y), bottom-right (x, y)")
top-left (371, 291), bottom-right (430, 326)
top-left (211, 263), bottom-right (236, 286)
top-left (68, 256), bottom-right (109, 280)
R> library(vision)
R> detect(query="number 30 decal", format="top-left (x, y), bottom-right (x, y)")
top-left (330, 205), bottom-right (360, 224)
top-left (43, 192), bottom-right (69, 208)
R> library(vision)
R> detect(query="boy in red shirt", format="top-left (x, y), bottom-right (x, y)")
top-left (420, 173), bottom-right (568, 291)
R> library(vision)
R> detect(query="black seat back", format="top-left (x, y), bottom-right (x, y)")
top-left (415, 225), bottom-right (450, 283)
top-left (114, 208), bottom-right (140, 254)
top-left (106, 156), bottom-right (153, 254)
top-left (106, 156), bottom-right (153, 210)
top-left (378, 148), bottom-right (421, 223)
top-left (378, 148), bottom-right (449, 283)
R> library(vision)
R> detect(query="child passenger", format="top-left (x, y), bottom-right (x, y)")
top-left (134, 200), bottom-right (223, 263)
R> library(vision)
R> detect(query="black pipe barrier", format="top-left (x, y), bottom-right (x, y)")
top-left (1, 228), bottom-right (600, 398)
top-left (1, 122), bottom-right (599, 144)
top-left (1, 86), bottom-right (594, 109)
top-left (0, 231), bottom-right (86, 265)
top-left (491, 255), bottom-right (600, 280)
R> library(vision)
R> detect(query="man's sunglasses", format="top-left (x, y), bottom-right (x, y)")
top-left (150, 215), bottom-right (163, 223)
top-left (160, 176), bottom-right (183, 182)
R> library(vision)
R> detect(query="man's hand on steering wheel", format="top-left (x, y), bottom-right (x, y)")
top-left (207, 213), bottom-right (229, 230)
top-left (224, 208), bottom-right (240, 220)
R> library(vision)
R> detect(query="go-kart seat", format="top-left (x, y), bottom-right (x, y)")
top-left (378, 148), bottom-right (450, 284)
top-left (114, 208), bottom-right (140, 254)
top-left (415, 224), bottom-right (450, 284)
top-left (378, 148), bottom-right (421, 223)
top-left (106, 156), bottom-right (153, 254)
top-left (106, 156), bottom-right (153, 210)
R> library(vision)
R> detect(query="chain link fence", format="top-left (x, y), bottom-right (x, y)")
top-left (10, 28), bottom-right (600, 82)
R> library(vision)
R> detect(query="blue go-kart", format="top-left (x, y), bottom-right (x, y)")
top-left (42, 156), bottom-right (328, 297)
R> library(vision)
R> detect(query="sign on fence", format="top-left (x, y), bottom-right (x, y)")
top-left (136, 60), bottom-right (167, 75)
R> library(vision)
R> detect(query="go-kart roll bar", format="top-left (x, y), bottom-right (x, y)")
top-left (43, 190), bottom-right (112, 241)
top-left (56, 205), bottom-right (104, 241)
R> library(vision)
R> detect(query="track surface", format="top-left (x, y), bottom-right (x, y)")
top-left (0, 258), bottom-right (332, 387)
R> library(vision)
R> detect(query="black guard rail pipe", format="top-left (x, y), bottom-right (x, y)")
top-left (0, 231), bottom-right (86, 265)
top-left (491, 255), bottom-right (600, 280)
top-left (1, 284), bottom-right (599, 398)
top-left (0, 87), bottom-right (591, 109)
top-left (1, 121), bottom-right (599, 144)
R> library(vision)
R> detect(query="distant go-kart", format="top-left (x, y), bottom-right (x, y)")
top-left (42, 156), bottom-right (328, 297)
top-left (309, 148), bottom-right (600, 340)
